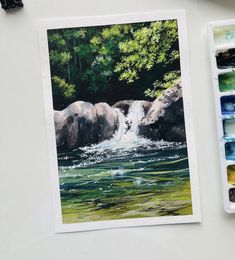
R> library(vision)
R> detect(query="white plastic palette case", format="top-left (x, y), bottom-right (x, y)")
top-left (208, 19), bottom-right (235, 213)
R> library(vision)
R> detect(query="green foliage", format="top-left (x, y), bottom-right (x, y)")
top-left (52, 76), bottom-right (76, 99)
top-left (48, 33), bottom-right (66, 48)
top-left (47, 20), bottom-right (180, 109)
top-left (115, 21), bottom-right (179, 84)
top-left (144, 71), bottom-right (180, 98)
top-left (50, 51), bottom-right (72, 66)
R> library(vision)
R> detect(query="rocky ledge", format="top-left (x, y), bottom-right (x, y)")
top-left (139, 80), bottom-right (186, 142)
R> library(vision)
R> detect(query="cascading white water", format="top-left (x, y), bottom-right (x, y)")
top-left (111, 108), bottom-right (127, 141)
top-left (112, 100), bottom-right (145, 142)
top-left (107, 101), bottom-right (147, 147)
top-left (127, 101), bottom-right (145, 135)
top-left (82, 101), bottom-right (152, 153)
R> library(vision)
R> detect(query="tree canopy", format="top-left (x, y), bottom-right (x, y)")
top-left (48, 20), bottom-right (180, 110)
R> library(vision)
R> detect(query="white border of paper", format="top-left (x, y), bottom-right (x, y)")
top-left (38, 10), bottom-right (201, 233)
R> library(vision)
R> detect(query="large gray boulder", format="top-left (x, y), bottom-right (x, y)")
top-left (139, 80), bottom-right (186, 142)
top-left (95, 102), bottom-right (118, 142)
top-left (54, 101), bottom-right (98, 149)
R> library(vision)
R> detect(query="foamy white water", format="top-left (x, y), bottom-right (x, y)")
top-left (81, 101), bottom-right (153, 154)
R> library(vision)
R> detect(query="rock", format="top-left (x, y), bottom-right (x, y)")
top-left (112, 100), bottom-right (134, 115)
top-left (113, 100), bottom-right (152, 116)
top-left (142, 101), bottom-right (153, 115)
top-left (54, 101), bottom-right (98, 149)
top-left (142, 79), bottom-right (182, 124)
top-left (54, 110), bottom-right (67, 148)
top-left (139, 80), bottom-right (186, 142)
top-left (95, 102), bottom-right (118, 142)
top-left (54, 101), bottom-right (119, 150)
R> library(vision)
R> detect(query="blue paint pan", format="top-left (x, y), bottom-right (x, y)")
top-left (221, 96), bottom-right (235, 115)
top-left (225, 141), bottom-right (235, 160)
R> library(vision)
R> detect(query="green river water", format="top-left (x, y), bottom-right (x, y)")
top-left (58, 101), bottom-right (192, 224)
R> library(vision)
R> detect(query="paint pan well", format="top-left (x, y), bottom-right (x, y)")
top-left (225, 142), bottom-right (235, 160)
top-left (219, 72), bottom-right (235, 92)
top-left (221, 95), bottom-right (235, 114)
top-left (227, 165), bottom-right (235, 185)
top-left (223, 119), bottom-right (235, 137)
top-left (214, 25), bottom-right (235, 45)
top-left (216, 48), bottom-right (235, 69)
top-left (229, 188), bottom-right (235, 202)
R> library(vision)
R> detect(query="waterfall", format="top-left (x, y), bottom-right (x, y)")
top-left (82, 101), bottom-right (152, 153)
top-left (78, 100), bottom-right (183, 168)
top-left (127, 101), bottom-right (145, 135)
top-left (111, 108), bottom-right (128, 141)
top-left (112, 101), bottom-right (145, 142)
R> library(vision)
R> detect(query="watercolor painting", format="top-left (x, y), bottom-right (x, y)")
top-left (40, 12), bottom-right (200, 231)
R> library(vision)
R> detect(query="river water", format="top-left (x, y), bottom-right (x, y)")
top-left (58, 101), bottom-right (192, 223)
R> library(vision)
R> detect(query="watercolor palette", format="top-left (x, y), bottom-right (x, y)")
top-left (208, 20), bottom-right (235, 213)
